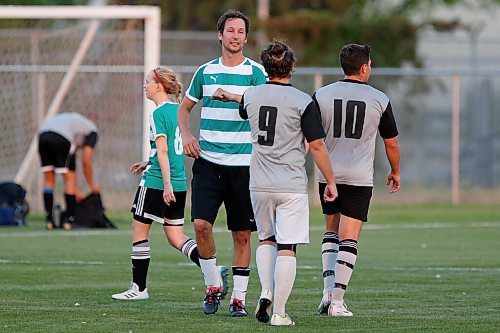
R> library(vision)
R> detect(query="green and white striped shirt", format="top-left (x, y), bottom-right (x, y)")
top-left (186, 57), bottom-right (267, 166)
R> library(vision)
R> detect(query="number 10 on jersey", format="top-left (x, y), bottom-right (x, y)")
top-left (333, 99), bottom-right (366, 139)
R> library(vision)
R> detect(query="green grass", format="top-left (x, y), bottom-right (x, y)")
top-left (1, 204), bottom-right (499, 332)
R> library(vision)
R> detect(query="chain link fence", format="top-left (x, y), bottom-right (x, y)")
top-left (1, 27), bottom-right (499, 211)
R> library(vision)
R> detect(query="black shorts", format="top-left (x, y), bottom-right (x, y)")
top-left (191, 157), bottom-right (256, 232)
top-left (319, 183), bottom-right (373, 222)
top-left (38, 131), bottom-right (75, 172)
top-left (131, 186), bottom-right (186, 226)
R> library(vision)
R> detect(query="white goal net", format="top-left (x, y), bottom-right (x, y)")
top-left (0, 6), bottom-right (160, 211)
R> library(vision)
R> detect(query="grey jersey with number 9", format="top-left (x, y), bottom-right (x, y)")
top-left (314, 79), bottom-right (398, 187)
top-left (240, 82), bottom-right (325, 194)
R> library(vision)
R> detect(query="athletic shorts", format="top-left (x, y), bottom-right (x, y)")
top-left (191, 157), bottom-right (256, 232)
top-left (250, 191), bottom-right (309, 244)
top-left (319, 183), bottom-right (373, 222)
top-left (38, 131), bottom-right (75, 173)
top-left (131, 186), bottom-right (186, 226)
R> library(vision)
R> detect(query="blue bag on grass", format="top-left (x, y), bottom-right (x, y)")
top-left (0, 182), bottom-right (29, 226)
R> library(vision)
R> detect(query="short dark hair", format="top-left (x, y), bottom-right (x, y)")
top-left (217, 10), bottom-right (249, 36)
top-left (339, 44), bottom-right (371, 75)
top-left (261, 41), bottom-right (296, 79)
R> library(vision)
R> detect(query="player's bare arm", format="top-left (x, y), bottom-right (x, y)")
top-left (309, 138), bottom-right (338, 202)
top-left (82, 145), bottom-right (99, 193)
top-left (211, 88), bottom-right (242, 103)
top-left (178, 97), bottom-right (200, 158)
top-left (384, 136), bottom-right (401, 193)
top-left (156, 135), bottom-right (176, 205)
top-left (130, 161), bottom-right (148, 175)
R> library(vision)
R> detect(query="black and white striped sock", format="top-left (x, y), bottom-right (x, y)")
top-left (322, 232), bottom-right (339, 293)
top-left (181, 238), bottom-right (200, 267)
top-left (131, 239), bottom-right (150, 291)
top-left (333, 239), bottom-right (358, 303)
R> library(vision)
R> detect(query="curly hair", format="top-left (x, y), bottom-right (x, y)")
top-left (260, 41), bottom-right (296, 79)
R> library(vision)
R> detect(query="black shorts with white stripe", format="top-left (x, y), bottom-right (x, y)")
top-left (131, 186), bottom-right (186, 225)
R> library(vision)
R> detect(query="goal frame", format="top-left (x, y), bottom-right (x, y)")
top-left (0, 5), bottom-right (161, 183)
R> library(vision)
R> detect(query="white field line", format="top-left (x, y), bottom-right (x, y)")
top-left (1, 258), bottom-right (499, 274)
top-left (1, 221), bottom-right (499, 238)
top-left (0, 259), bottom-right (103, 265)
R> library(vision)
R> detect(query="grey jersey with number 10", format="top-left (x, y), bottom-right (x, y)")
top-left (240, 82), bottom-right (325, 194)
top-left (314, 80), bottom-right (398, 187)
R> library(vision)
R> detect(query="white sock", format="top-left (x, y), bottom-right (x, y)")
top-left (273, 256), bottom-right (296, 317)
top-left (322, 232), bottom-right (339, 295)
top-left (333, 239), bottom-right (358, 303)
top-left (231, 271), bottom-right (249, 303)
top-left (256, 244), bottom-right (277, 299)
top-left (199, 257), bottom-right (219, 287)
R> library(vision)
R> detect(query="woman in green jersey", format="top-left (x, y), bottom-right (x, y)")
top-left (112, 67), bottom-right (200, 300)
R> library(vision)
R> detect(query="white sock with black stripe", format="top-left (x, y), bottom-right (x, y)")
top-left (333, 239), bottom-right (358, 303)
top-left (321, 232), bottom-right (339, 295)
top-left (199, 256), bottom-right (219, 288)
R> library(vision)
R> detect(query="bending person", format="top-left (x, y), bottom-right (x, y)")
top-left (38, 112), bottom-right (99, 230)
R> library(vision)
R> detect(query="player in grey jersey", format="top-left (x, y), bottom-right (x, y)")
top-left (237, 41), bottom-right (338, 326)
top-left (313, 44), bottom-right (400, 317)
top-left (38, 112), bottom-right (99, 230)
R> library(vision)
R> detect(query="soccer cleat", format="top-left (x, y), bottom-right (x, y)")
top-left (203, 286), bottom-right (220, 315)
top-left (255, 289), bottom-right (273, 323)
top-left (62, 216), bottom-right (74, 231)
top-left (229, 298), bottom-right (248, 317)
top-left (46, 222), bottom-right (54, 230)
top-left (318, 290), bottom-right (333, 315)
top-left (112, 282), bottom-right (149, 300)
top-left (270, 313), bottom-right (295, 326)
top-left (328, 301), bottom-right (353, 317)
top-left (217, 265), bottom-right (229, 299)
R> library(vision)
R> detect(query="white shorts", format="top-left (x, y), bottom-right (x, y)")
top-left (250, 191), bottom-right (309, 244)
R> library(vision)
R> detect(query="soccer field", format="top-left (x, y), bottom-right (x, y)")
top-left (1, 204), bottom-right (499, 332)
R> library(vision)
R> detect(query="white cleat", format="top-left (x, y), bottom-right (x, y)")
top-left (112, 282), bottom-right (149, 300)
top-left (328, 301), bottom-right (353, 317)
top-left (270, 313), bottom-right (295, 326)
top-left (318, 290), bottom-right (333, 314)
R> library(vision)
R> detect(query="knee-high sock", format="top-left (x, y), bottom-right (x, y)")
top-left (256, 243), bottom-right (277, 299)
top-left (231, 267), bottom-right (250, 303)
top-left (180, 238), bottom-right (200, 267)
top-left (322, 232), bottom-right (339, 294)
top-left (333, 239), bottom-right (358, 303)
top-left (64, 193), bottom-right (76, 220)
top-left (273, 256), bottom-right (296, 317)
top-left (43, 188), bottom-right (54, 221)
top-left (199, 257), bottom-right (219, 287)
top-left (131, 240), bottom-right (151, 291)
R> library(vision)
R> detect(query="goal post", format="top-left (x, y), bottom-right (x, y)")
top-left (0, 6), bottom-right (160, 210)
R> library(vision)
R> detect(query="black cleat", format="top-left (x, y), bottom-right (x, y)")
top-left (255, 298), bottom-right (272, 323)
top-left (203, 287), bottom-right (220, 315)
top-left (229, 298), bottom-right (248, 317)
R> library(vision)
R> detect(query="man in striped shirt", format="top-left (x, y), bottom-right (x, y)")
top-left (178, 10), bottom-right (267, 317)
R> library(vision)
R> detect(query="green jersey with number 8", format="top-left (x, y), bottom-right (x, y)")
top-left (142, 101), bottom-right (187, 191)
